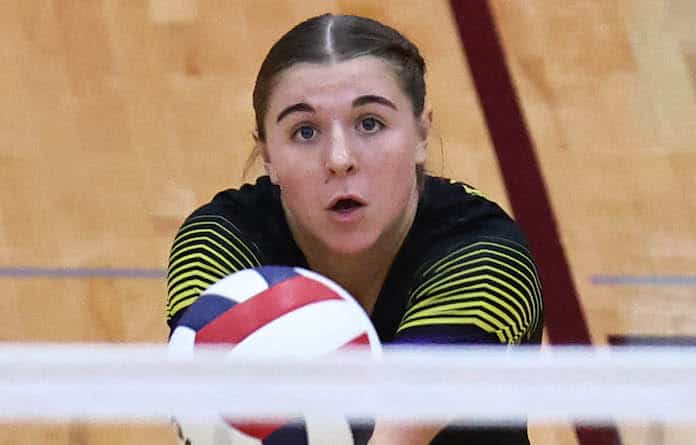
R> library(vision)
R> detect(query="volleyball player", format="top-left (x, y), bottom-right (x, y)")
top-left (167, 13), bottom-right (543, 445)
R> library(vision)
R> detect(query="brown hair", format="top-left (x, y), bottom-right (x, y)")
top-left (245, 13), bottom-right (428, 188)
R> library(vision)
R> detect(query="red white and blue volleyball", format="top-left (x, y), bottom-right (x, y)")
top-left (168, 266), bottom-right (382, 445)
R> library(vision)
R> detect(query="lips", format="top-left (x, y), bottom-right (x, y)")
top-left (327, 195), bottom-right (366, 212)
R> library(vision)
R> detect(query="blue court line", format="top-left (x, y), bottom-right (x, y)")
top-left (0, 267), bottom-right (166, 279)
top-left (608, 335), bottom-right (696, 346)
top-left (592, 275), bottom-right (696, 286)
top-left (2, 268), bottom-right (694, 285)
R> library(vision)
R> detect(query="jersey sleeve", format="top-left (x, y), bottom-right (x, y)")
top-left (396, 238), bottom-right (543, 345)
top-left (166, 214), bottom-right (263, 328)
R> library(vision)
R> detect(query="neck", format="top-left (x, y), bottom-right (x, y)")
top-left (287, 189), bottom-right (419, 313)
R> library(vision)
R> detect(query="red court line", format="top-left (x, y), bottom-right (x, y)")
top-left (448, 1), bottom-right (621, 444)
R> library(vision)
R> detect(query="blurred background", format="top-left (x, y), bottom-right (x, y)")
top-left (1, 1), bottom-right (695, 443)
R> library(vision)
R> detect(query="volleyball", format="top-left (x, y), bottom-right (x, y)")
top-left (168, 266), bottom-right (382, 445)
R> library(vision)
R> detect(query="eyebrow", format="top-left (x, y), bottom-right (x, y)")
top-left (352, 95), bottom-right (398, 111)
top-left (275, 95), bottom-right (398, 124)
top-left (276, 103), bottom-right (315, 123)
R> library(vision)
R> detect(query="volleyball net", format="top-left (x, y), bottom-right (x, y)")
top-left (1, 343), bottom-right (694, 425)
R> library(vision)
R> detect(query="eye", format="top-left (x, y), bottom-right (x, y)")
top-left (293, 125), bottom-right (317, 142)
top-left (358, 117), bottom-right (383, 134)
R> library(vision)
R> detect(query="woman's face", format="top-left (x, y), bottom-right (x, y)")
top-left (262, 56), bottom-right (430, 256)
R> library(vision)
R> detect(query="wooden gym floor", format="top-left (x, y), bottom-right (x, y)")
top-left (1, 1), bottom-right (694, 444)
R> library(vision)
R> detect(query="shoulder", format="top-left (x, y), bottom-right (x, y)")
top-left (395, 176), bottom-right (543, 345)
top-left (187, 176), bottom-right (282, 227)
top-left (416, 175), bottom-right (527, 247)
top-left (166, 176), bottom-right (286, 328)
top-left (178, 176), bottom-right (288, 256)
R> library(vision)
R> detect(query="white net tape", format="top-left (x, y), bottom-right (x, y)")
top-left (1, 343), bottom-right (695, 424)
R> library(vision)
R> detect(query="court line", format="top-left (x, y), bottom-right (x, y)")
top-left (0, 267), bottom-right (166, 279)
top-left (609, 335), bottom-right (696, 346)
top-left (4, 267), bottom-right (693, 289)
top-left (592, 275), bottom-right (696, 286)
top-left (448, 2), bottom-right (621, 444)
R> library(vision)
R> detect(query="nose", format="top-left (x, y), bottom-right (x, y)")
top-left (324, 125), bottom-right (356, 176)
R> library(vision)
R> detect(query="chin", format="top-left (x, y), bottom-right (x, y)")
top-left (323, 233), bottom-right (378, 256)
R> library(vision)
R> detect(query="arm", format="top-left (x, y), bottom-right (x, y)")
top-left (369, 422), bottom-right (443, 445)
top-left (166, 214), bottom-right (263, 329)
top-left (370, 238), bottom-right (544, 445)
top-left (397, 238), bottom-right (543, 345)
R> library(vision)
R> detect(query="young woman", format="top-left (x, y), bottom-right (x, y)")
top-left (167, 13), bottom-right (543, 445)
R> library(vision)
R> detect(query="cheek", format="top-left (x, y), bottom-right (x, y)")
top-left (268, 146), bottom-right (314, 183)
top-left (278, 168), bottom-right (313, 200)
top-left (372, 133), bottom-right (420, 178)
top-left (271, 154), bottom-right (321, 208)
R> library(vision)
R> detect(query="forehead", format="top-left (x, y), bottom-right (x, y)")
top-left (268, 56), bottom-right (407, 112)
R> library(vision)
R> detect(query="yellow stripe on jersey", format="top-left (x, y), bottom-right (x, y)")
top-left (172, 217), bottom-right (258, 264)
top-left (419, 241), bottom-right (539, 293)
top-left (398, 240), bottom-right (542, 344)
top-left (168, 238), bottom-right (242, 275)
top-left (448, 179), bottom-right (487, 199)
top-left (166, 215), bottom-right (262, 322)
top-left (410, 262), bottom-right (533, 327)
top-left (403, 287), bottom-right (525, 333)
top-left (167, 253), bottom-right (230, 286)
top-left (167, 274), bottom-right (223, 311)
top-left (414, 246), bottom-right (541, 302)
top-left (399, 316), bottom-right (508, 343)
top-left (167, 277), bottom-right (213, 316)
top-left (171, 220), bottom-right (260, 267)
top-left (408, 298), bottom-right (520, 338)
top-left (412, 241), bottom-right (542, 330)
top-left (168, 288), bottom-right (205, 318)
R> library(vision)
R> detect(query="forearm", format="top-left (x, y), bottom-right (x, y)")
top-left (368, 420), bottom-right (445, 445)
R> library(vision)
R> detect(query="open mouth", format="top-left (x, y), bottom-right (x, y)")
top-left (329, 198), bottom-right (364, 213)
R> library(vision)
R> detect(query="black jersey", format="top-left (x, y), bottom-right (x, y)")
top-left (166, 175), bottom-right (544, 444)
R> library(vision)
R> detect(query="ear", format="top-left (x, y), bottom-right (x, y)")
top-left (264, 161), bottom-right (279, 184)
top-left (256, 139), bottom-right (279, 184)
top-left (415, 104), bottom-right (433, 164)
